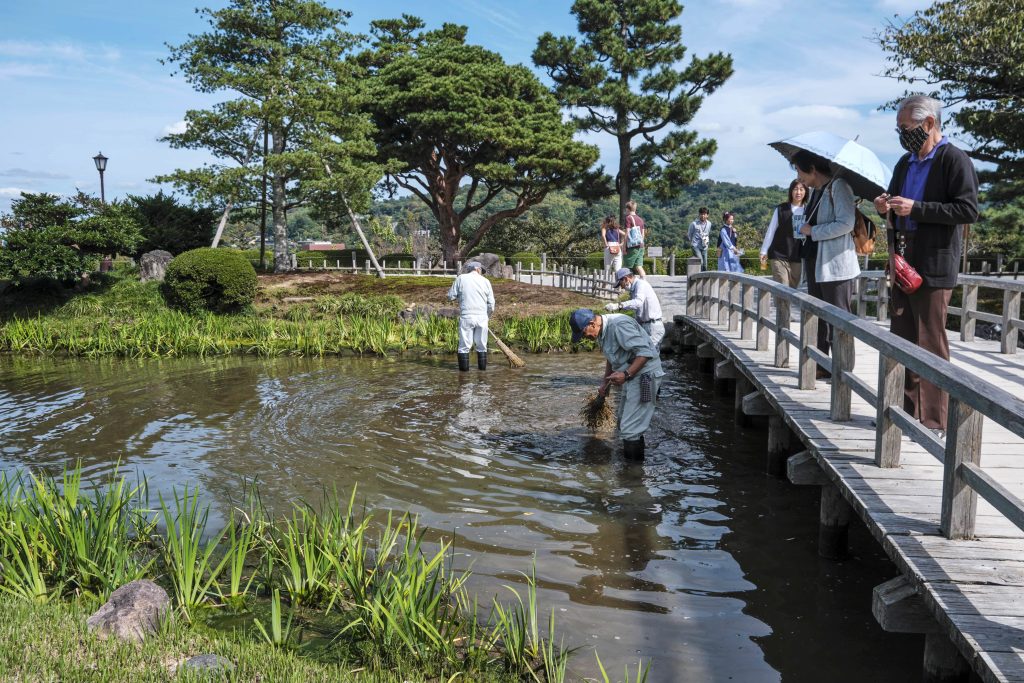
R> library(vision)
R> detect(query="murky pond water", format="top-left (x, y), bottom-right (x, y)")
top-left (0, 352), bottom-right (922, 682)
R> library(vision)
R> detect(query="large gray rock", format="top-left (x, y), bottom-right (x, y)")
top-left (139, 250), bottom-right (174, 282)
top-left (474, 253), bottom-right (513, 279)
top-left (86, 580), bottom-right (170, 641)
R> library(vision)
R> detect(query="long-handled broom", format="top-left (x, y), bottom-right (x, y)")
top-left (489, 330), bottom-right (525, 368)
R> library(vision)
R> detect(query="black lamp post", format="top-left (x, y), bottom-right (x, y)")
top-left (92, 152), bottom-right (108, 203)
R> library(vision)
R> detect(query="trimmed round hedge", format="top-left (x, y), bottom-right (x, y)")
top-left (162, 248), bottom-right (258, 313)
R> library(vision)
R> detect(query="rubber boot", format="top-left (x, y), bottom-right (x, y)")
top-left (458, 353), bottom-right (470, 372)
top-left (622, 436), bottom-right (645, 462)
top-left (477, 352), bottom-right (487, 371)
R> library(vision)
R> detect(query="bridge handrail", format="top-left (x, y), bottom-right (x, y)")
top-left (685, 271), bottom-right (1024, 540)
top-left (852, 270), bottom-right (1023, 354)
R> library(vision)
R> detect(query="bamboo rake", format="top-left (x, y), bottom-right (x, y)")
top-left (489, 330), bottom-right (525, 368)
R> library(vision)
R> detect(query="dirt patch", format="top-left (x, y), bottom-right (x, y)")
top-left (258, 273), bottom-right (607, 318)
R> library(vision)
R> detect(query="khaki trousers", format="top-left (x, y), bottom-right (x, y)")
top-left (889, 285), bottom-right (953, 431)
top-left (770, 259), bottom-right (802, 288)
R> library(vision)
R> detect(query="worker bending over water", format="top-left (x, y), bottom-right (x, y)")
top-left (570, 308), bottom-right (664, 461)
top-left (604, 267), bottom-right (665, 348)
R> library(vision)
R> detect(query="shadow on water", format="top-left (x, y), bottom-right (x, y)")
top-left (0, 352), bottom-right (925, 682)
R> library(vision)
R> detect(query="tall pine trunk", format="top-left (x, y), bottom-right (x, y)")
top-left (271, 128), bottom-right (290, 273)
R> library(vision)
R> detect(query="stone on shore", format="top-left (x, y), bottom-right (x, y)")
top-left (86, 580), bottom-right (170, 642)
top-left (140, 250), bottom-right (174, 282)
top-left (474, 253), bottom-right (513, 279)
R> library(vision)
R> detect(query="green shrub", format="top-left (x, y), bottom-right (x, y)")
top-left (509, 252), bottom-right (541, 269)
top-left (162, 248), bottom-right (257, 313)
top-left (584, 251), bottom-right (605, 271)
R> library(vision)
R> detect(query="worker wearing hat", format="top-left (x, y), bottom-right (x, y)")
top-left (448, 261), bottom-right (495, 371)
top-left (569, 308), bottom-right (665, 461)
top-left (605, 267), bottom-right (665, 348)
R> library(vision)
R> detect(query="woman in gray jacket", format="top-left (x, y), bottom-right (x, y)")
top-left (791, 149), bottom-right (859, 379)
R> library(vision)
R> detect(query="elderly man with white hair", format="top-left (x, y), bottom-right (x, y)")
top-left (447, 261), bottom-right (496, 371)
top-left (604, 267), bottom-right (665, 348)
top-left (873, 94), bottom-right (979, 436)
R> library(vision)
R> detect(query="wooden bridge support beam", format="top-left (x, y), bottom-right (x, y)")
top-left (818, 483), bottom-right (852, 560)
top-left (766, 415), bottom-right (796, 477)
top-left (734, 375), bottom-right (752, 426)
top-left (873, 576), bottom-right (969, 683)
top-left (696, 342), bottom-right (717, 374)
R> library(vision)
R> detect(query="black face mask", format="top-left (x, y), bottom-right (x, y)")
top-left (899, 125), bottom-right (930, 154)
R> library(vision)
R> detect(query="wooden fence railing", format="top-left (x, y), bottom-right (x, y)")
top-left (685, 271), bottom-right (1024, 540)
top-left (848, 271), bottom-right (1022, 355)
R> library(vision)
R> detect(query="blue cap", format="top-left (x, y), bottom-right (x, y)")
top-left (569, 308), bottom-right (596, 344)
top-left (614, 267), bottom-right (632, 285)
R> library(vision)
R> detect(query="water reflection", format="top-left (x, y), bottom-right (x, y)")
top-left (0, 353), bottom-right (921, 682)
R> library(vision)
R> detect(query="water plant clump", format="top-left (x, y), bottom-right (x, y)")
top-left (0, 465), bottom-right (650, 682)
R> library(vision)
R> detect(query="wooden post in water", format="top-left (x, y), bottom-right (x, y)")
top-left (766, 415), bottom-right (793, 476)
top-left (734, 375), bottom-right (752, 426)
top-left (818, 483), bottom-right (852, 560)
top-left (922, 634), bottom-right (971, 683)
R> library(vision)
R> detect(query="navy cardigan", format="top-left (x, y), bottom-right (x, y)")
top-left (886, 142), bottom-right (979, 289)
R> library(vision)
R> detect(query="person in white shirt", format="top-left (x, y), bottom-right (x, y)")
top-left (687, 207), bottom-right (712, 271)
top-left (447, 261), bottom-right (495, 371)
top-left (604, 267), bottom-right (665, 348)
top-left (759, 179), bottom-right (808, 287)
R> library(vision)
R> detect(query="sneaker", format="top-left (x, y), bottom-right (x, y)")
top-left (930, 428), bottom-right (945, 440)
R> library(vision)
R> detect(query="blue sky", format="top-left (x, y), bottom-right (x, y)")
top-left (0, 0), bottom-right (933, 211)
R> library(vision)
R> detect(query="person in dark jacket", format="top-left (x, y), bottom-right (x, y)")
top-left (873, 95), bottom-right (979, 435)
top-left (759, 179), bottom-right (807, 287)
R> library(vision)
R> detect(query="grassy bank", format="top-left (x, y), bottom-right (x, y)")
top-left (0, 465), bottom-right (648, 682)
top-left (0, 270), bottom-right (600, 358)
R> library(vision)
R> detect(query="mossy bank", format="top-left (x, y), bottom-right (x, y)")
top-left (0, 269), bottom-right (605, 358)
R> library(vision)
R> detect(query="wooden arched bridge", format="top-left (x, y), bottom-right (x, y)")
top-left (657, 271), bottom-right (1024, 683)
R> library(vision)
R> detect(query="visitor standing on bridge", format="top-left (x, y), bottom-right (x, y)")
top-left (873, 95), bottom-right (979, 435)
top-left (688, 207), bottom-right (712, 271)
top-left (570, 308), bottom-right (664, 461)
top-left (448, 261), bottom-right (495, 372)
top-left (792, 149), bottom-right (860, 379)
top-left (623, 201), bottom-right (647, 278)
top-left (759, 179), bottom-right (807, 287)
top-left (605, 267), bottom-right (665, 349)
top-left (601, 215), bottom-right (623, 273)
top-left (717, 212), bottom-right (742, 272)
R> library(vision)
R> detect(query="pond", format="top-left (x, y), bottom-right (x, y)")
top-left (0, 352), bottom-right (922, 682)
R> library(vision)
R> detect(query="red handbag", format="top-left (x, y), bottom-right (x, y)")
top-left (892, 253), bottom-right (922, 294)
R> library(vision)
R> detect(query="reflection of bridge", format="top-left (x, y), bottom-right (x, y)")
top-left (653, 272), bottom-right (1024, 683)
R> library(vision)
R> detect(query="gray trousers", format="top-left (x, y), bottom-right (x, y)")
top-left (616, 373), bottom-right (662, 441)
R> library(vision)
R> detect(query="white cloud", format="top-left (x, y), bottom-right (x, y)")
top-left (0, 40), bottom-right (87, 61)
top-left (0, 63), bottom-right (53, 80)
top-left (0, 168), bottom-right (70, 180)
top-left (0, 187), bottom-right (30, 198)
top-left (875, 0), bottom-right (932, 14)
top-left (162, 120), bottom-right (188, 135)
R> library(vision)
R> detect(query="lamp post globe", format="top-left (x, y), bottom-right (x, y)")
top-left (92, 152), bottom-right (108, 203)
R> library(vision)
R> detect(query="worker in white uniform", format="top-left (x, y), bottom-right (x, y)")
top-left (604, 267), bottom-right (665, 349)
top-left (569, 308), bottom-right (665, 461)
top-left (447, 261), bottom-right (495, 371)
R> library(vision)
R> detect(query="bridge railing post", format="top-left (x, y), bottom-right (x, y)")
top-left (775, 297), bottom-right (790, 368)
top-left (798, 306), bottom-right (818, 389)
top-left (960, 282), bottom-right (978, 342)
top-left (830, 329), bottom-right (854, 421)
top-left (875, 354), bottom-right (905, 468)
top-left (756, 288), bottom-right (770, 351)
top-left (877, 273), bottom-right (889, 322)
top-left (728, 280), bottom-right (740, 331)
top-left (741, 284), bottom-right (754, 340)
top-left (1001, 288), bottom-right (1020, 354)
top-left (710, 279), bottom-right (721, 322)
top-left (940, 397), bottom-right (985, 539)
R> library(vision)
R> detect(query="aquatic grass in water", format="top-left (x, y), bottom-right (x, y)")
top-left (579, 392), bottom-right (615, 431)
top-left (0, 465), bottom-right (645, 680)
